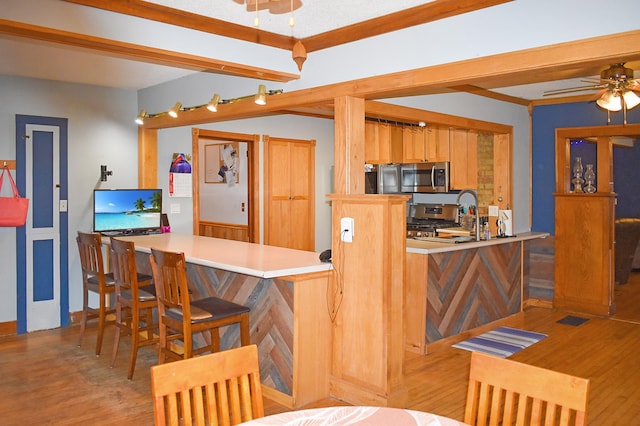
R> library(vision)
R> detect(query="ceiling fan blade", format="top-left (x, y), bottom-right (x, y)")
top-left (543, 84), bottom-right (606, 96)
top-left (589, 89), bottom-right (607, 101)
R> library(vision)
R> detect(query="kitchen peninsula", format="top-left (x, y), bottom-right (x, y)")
top-left (114, 233), bottom-right (333, 409)
top-left (405, 232), bottom-right (548, 354)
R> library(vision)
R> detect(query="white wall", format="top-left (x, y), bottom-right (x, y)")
top-left (0, 75), bottom-right (139, 323)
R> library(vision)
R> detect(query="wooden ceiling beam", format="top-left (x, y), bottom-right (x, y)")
top-left (63, 0), bottom-right (512, 54)
top-left (140, 30), bottom-right (640, 129)
top-left (301, 0), bottom-right (513, 53)
top-left (63, 0), bottom-right (295, 50)
top-left (0, 19), bottom-right (299, 82)
top-left (449, 85), bottom-right (530, 107)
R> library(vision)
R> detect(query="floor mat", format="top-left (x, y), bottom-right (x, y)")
top-left (452, 326), bottom-right (547, 358)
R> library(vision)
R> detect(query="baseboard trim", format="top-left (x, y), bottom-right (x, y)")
top-left (0, 321), bottom-right (17, 337)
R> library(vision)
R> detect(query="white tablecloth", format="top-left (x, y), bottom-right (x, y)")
top-left (240, 406), bottom-right (468, 425)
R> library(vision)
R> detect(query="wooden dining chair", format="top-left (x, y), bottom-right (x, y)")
top-left (109, 237), bottom-right (157, 379)
top-left (76, 231), bottom-right (117, 356)
top-left (464, 351), bottom-right (590, 426)
top-left (149, 247), bottom-right (251, 363)
top-left (150, 344), bottom-right (264, 426)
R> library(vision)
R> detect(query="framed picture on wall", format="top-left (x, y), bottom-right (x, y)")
top-left (204, 142), bottom-right (240, 184)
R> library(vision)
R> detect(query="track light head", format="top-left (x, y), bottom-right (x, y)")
top-left (168, 102), bottom-right (182, 118)
top-left (135, 109), bottom-right (147, 125)
top-left (255, 84), bottom-right (267, 105)
top-left (207, 94), bottom-right (221, 112)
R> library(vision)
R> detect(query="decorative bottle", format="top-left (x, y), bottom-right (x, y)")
top-left (572, 156), bottom-right (584, 193)
top-left (584, 164), bottom-right (596, 193)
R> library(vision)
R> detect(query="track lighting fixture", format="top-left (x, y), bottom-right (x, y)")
top-left (168, 102), bottom-right (182, 118)
top-left (135, 109), bottom-right (147, 125)
top-left (255, 84), bottom-right (267, 105)
top-left (207, 94), bottom-right (221, 112)
top-left (135, 87), bottom-right (284, 125)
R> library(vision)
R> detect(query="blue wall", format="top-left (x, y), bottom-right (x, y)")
top-left (532, 103), bottom-right (640, 234)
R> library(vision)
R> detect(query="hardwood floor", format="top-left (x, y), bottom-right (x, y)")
top-left (1, 281), bottom-right (639, 425)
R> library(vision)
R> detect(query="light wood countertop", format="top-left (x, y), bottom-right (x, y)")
top-left (406, 232), bottom-right (549, 254)
top-left (112, 233), bottom-right (332, 279)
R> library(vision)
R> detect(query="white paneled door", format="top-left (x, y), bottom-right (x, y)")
top-left (16, 116), bottom-right (69, 333)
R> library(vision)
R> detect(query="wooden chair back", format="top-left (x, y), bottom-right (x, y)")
top-left (150, 344), bottom-right (264, 426)
top-left (149, 248), bottom-right (191, 318)
top-left (110, 237), bottom-right (143, 296)
top-left (464, 352), bottom-right (590, 426)
top-left (77, 231), bottom-right (106, 280)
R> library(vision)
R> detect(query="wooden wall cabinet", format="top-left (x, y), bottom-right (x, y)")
top-left (449, 128), bottom-right (478, 190)
top-left (425, 127), bottom-right (451, 163)
top-left (402, 125), bottom-right (427, 163)
top-left (264, 136), bottom-right (315, 251)
top-left (365, 121), bottom-right (403, 164)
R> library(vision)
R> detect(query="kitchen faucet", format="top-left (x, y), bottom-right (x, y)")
top-left (456, 189), bottom-right (480, 241)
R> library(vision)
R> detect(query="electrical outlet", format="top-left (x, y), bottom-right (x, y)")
top-left (340, 217), bottom-right (354, 243)
top-left (488, 205), bottom-right (499, 216)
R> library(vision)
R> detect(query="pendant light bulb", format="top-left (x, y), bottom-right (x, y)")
top-left (254, 0), bottom-right (259, 27)
top-left (289, 0), bottom-right (295, 27)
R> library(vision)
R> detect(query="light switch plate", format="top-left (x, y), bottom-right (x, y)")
top-left (59, 199), bottom-right (68, 212)
top-left (488, 205), bottom-right (499, 216)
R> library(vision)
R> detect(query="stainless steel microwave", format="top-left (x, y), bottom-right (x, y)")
top-left (400, 162), bottom-right (450, 193)
top-left (377, 164), bottom-right (402, 194)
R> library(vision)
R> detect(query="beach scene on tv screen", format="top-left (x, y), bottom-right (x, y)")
top-left (94, 189), bottom-right (161, 231)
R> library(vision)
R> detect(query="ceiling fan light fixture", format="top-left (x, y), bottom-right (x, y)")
top-left (622, 89), bottom-right (640, 110)
top-left (596, 90), bottom-right (622, 112)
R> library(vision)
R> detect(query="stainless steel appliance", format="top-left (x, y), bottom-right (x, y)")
top-left (377, 163), bottom-right (402, 194)
top-left (406, 203), bottom-right (460, 238)
top-left (364, 164), bottom-right (378, 194)
top-left (400, 162), bottom-right (450, 193)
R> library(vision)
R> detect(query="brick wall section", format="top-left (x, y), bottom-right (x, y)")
top-left (476, 132), bottom-right (493, 216)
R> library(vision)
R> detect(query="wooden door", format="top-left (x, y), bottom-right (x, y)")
top-left (264, 136), bottom-right (315, 251)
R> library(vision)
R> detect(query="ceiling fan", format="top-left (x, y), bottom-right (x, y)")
top-left (544, 63), bottom-right (640, 123)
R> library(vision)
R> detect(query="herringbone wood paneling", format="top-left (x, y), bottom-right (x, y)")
top-left (426, 242), bottom-right (521, 343)
top-left (136, 252), bottom-right (296, 396)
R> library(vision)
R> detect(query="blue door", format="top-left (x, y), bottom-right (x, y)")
top-left (16, 115), bottom-right (68, 333)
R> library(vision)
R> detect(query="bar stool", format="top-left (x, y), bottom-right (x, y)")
top-left (109, 237), bottom-right (157, 379)
top-left (76, 231), bottom-right (116, 356)
top-left (149, 247), bottom-right (251, 363)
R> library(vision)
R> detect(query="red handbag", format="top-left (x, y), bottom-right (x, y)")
top-left (0, 165), bottom-right (29, 227)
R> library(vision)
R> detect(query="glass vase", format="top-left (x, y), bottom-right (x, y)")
top-left (584, 163), bottom-right (596, 193)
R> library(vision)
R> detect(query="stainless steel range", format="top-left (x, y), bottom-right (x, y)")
top-left (406, 203), bottom-right (460, 238)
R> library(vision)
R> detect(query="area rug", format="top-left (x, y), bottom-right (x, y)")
top-left (452, 326), bottom-right (547, 358)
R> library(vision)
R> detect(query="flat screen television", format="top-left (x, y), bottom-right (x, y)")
top-left (93, 188), bottom-right (162, 235)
